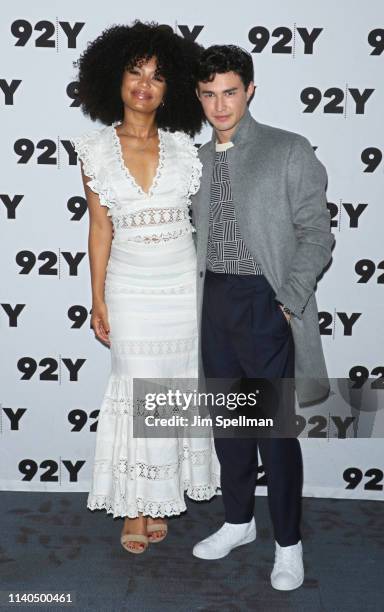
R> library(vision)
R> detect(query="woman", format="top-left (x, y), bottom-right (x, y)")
top-left (71, 21), bottom-right (219, 553)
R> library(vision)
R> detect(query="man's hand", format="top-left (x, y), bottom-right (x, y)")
top-left (279, 304), bottom-right (292, 323)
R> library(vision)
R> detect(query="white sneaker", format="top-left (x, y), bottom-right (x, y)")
top-left (192, 518), bottom-right (256, 560)
top-left (271, 540), bottom-right (304, 590)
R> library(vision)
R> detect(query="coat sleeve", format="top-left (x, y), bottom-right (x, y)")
top-left (274, 136), bottom-right (335, 318)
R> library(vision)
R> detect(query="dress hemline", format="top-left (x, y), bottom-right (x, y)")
top-left (86, 478), bottom-right (221, 519)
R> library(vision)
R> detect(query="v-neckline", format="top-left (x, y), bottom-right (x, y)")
top-left (112, 124), bottom-right (165, 197)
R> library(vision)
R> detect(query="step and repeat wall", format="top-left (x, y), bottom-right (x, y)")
top-left (1, 1), bottom-right (383, 500)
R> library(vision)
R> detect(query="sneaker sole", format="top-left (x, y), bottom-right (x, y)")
top-left (271, 575), bottom-right (304, 591)
top-left (192, 531), bottom-right (256, 560)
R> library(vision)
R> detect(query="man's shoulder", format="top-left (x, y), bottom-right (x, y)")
top-left (195, 119), bottom-right (313, 159)
top-left (254, 120), bottom-right (311, 150)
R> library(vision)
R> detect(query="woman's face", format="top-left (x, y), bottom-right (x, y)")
top-left (121, 55), bottom-right (166, 114)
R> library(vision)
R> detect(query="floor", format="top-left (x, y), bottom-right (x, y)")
top-left (1, 492), bottom-right (383, 611)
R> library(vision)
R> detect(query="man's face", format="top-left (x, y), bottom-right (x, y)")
top-left (196, 71), bottom-right (254, 138)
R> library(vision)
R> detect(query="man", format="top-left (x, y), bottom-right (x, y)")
top-left (191, 45), bottom-right (334, 590)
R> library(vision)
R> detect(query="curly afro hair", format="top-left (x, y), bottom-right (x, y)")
top-left (75, 21), bottom-right (205, 136)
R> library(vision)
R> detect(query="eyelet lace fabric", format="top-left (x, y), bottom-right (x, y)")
top-left (111, 336), bottom-right (197, 357)
top-left (111, 206), bottom-right (195, 245)
top-left (72, 125), bottom-right (219, 518)
top-left (70, 130), bottom-right (115, 215)
top-left (104, 282), bottom-right (194, 296)
top-left (172, 131), bottom-right (203, 197)
top-left (86, 376), bottom-right (220, 518)
top-left (92, 448), bottom-right (215, 481)
top-left (129, 227), bottom-right (194, 244)
top-left (71, 125), bottom-right (201, 235)
top-left (87, 483), bottom-right (220, 519)
top-left (113, 206), bottom-right (190, 229)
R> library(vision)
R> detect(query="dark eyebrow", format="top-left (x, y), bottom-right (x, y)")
top-left (200, 87), bottom-right (239, 94)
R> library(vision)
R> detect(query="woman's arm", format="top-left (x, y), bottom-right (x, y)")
top-left (80, 163), bottom-right (113, 345)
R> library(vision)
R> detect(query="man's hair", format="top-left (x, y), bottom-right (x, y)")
top-left (197, 45), bottom-right (254, 89)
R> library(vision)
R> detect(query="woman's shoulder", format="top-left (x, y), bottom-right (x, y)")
top-left (162, 130), bottom-right (202, 195)
top-left (70, 124), bottom-right (111, 153)
top-left (70, 125), bottom-right (114, 183)
top-left (163, 129), bottom-right (197, 154)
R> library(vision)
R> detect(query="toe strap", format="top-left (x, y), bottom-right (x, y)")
top-left (147, 524), bottom-right (168, 534)
top-left (121, 534), bottom-right (149, 544)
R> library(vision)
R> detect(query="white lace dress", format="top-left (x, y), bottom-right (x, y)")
top-left (71, 125), bottom-right (219, 518)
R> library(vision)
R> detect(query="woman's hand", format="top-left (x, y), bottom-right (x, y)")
top-left (91, 301), bottom-right (111, 345)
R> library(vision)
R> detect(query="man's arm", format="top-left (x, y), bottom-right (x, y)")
top-left (274, 136), bottom-right (335, 319)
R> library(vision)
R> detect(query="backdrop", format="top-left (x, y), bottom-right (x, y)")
top-left (1, 0), bottom-right (383, 500)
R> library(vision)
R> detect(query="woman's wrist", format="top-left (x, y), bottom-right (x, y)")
top-left (92, 296), bottom-right (105, 306)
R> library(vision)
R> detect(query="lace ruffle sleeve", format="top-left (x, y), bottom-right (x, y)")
top-left (70, 129), bottom-right (115, 214)
top-left (173, 131), bottom-right (203, 198)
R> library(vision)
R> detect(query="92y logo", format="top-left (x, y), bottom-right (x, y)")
top-left (355, 260), bottom-right (384, 283)
top-left (349, 365), bottom-right (384, 389)
top-left (0, 406), bottom-right (26, 431)
top-left (177, 25), bottom-right (204, 41)
top-left (301, 87), bottom-right (374, 115)
top-left (15, 250), bottom-right (85, 276)
top-left (68, 306), bottom-right (91, 329)
top-left (18, 459), bottom-right (85, 482)
top-left (152, 24), bottom-right (204, 41)
top-left (249, 26), bottom-right (322, 54)
top-left (296, 415), bottom-right (355, 438)
top-left (13, 139), bottom-right (77, 166)
top-left (68, 409), bottom-right (99, 432)
top-left (1, 194), bottom-right (24, 218)
top-left (327, 201), bottom-right (368, 230)
top-left (361, 148), bottom-right (382, 172)
top-left (67, 196), bottom-right (87, 220)
top-left (67, 82), bottom-right (80, 107)
top-left (344, 467), bottom-right (383, 490)
top-left (0, 80), bottom-right (22, 105)
top-left (319, 312), bottom-right (361, 337)
top-left (1, 304), bottom-right (25, 327)
top-left (17, 357), bottom-right (86, 382)
top-left (11, 20), bottom-right (84, 48)
top-left (368, 29), bottom-right (384, 55)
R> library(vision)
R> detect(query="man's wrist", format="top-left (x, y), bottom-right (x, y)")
top-left (277, 302), bottom-right (295, 319)
top-left (281, 305), bottom-right (293, 316)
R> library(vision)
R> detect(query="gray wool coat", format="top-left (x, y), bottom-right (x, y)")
top-left (191, 108), bottom-right (335, 406)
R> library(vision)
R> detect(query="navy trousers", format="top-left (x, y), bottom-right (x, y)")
top-left (202, 270), bottom-right (303, 547)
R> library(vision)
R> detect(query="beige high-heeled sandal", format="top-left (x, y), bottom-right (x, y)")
top-left (147, 522), bottom-right (168, 543)
top-left (120, 532), bottom-right (149, 554)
